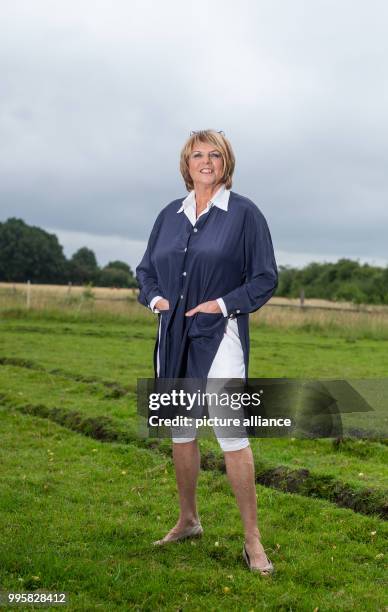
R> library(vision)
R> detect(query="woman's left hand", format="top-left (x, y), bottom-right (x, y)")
top-left (185, 300), bottom-right (221, 317)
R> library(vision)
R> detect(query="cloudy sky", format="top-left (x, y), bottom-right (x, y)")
top-left (1, 0), bottom-right (387, 271)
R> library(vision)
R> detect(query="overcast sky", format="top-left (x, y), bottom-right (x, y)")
top-left (1, 0), bottom-right (387, 271)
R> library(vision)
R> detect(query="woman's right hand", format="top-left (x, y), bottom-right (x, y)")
top-left (155, 298), bottom-right (170, 311)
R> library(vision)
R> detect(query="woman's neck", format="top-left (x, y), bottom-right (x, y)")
top-left (193, 183), bottom-right (222, 213)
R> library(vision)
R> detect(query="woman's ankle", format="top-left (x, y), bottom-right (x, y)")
top-left (244, 527), bottom-right (262, 542)
top-left (178, 514), bottom-right (200, 526)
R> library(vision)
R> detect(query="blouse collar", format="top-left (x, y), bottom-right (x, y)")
top-left (177, 183), bottom-right (230, 213)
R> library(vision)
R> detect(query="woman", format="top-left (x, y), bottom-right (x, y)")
top-left (136, 129), bottom-right (278, 575)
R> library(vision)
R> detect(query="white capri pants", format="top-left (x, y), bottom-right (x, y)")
top-left (157, 317), bottom-right (250, 452)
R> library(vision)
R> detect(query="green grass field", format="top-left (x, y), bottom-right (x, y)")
top-left (0, 307), bottom-right (387, 611)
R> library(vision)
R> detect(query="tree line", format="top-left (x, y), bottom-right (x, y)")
top-left (277, 259), bottom-right (388, 305)
top-left (1, 218), bottom-right (387, 303)
top-left (0, 218), bottom-right (137, 288)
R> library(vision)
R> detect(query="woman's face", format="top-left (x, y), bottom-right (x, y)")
top-left (188, 141), bottom-right (224, 189)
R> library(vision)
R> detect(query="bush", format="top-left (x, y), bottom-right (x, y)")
top-left (98, 267), bottom-right (133, 288)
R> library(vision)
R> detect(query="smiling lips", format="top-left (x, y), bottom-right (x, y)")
top-left (200, 169), bottom-right (213, 173)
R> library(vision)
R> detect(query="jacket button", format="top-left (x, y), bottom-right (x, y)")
top-left (184, 247), bottom-right (187, 252)
top-left (180, 295), bottom-right (184, 299)
top-left (236, 309), bottom-right (240, 314)
top-left (193, 228), bottom-right (198, 233)
top-left (182, 271), bottom-right (187, 276)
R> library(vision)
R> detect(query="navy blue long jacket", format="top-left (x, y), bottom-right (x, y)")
top-left (136, 190), bottom-right (278, 380)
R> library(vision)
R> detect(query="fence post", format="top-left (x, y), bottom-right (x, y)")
top-left (26, 280), bottom-right (31, 309)
top-left (68, 282), bottom-right (72, 294)
top-left (300, 288), bottom-right (305, 307)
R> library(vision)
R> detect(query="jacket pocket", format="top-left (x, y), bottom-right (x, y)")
top-left (189, 312), bottom-right (225, 340)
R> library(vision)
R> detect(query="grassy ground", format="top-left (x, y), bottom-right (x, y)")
top-left (0, 307), bottom-right (387, 610)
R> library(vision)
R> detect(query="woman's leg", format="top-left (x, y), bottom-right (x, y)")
top-left (173, 439), bottom-right (201, 525)
top-left (154, 439), bottom-right (201, 542)
top-left (223, 443), bottom-right (271, 567)
top-left (205, 322), bottom-right (270, 564)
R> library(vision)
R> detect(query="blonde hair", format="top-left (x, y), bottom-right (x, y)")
top-left (180, 129), bottom-right (235, 191)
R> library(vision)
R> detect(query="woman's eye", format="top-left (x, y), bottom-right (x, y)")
top-left (191, 151), bottom-right (221, 160)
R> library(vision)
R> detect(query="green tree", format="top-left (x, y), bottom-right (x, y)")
top-left (0, 217), bottom-right (67, 283)
top-left (68, 247), bottom-right (99, 285)
top-left (106, 260), bottom-right (131, 273)
top-left (333, 282), bottom-right (367, 304)
top-left (276, 265), bottom-right (294, 296)
top-left (99, 267), bottom-right (132, 288)
top-left (101, 260), bottom-right (137, 287)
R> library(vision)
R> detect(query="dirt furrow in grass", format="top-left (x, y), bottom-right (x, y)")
top-left (1, 392), bottom-right (386, 521)
top-left (1, 356), bottom-right (386, 445)
top-left (0, 322), bottom-right (155, 341)
top-left (0, 356), bottom-right (131, 397)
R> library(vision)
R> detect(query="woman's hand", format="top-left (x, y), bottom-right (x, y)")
top-left (155, 298), bottom-right (170, 311)
top-left (185, 300), bottom-right (221, 317)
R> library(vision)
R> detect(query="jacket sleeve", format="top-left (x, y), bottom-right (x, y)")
top-left (221, 205), bottom-right (278, 316)
top-left (135, 212), bottom-right (164, 310)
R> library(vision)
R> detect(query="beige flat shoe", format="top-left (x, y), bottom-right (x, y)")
top-left (243, 544), bottom-right (274, 576)
top-left (153, 522), bottom-right (203, 546)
